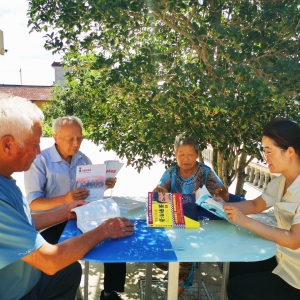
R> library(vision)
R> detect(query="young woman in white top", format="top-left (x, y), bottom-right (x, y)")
top-left (224, 119), bottom-right (300, 299)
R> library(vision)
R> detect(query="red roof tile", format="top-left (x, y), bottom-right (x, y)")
top-left (0, 85), bottom-right (51, 101)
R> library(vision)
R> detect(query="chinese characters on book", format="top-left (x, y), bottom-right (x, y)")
top-left (147, 192), bottom-right (200, 228)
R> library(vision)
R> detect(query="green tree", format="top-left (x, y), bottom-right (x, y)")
top-left (30, 0), bottom-right (300, 195)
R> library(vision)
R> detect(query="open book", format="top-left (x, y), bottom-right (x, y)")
top-left (147, 192), bottom-right (200, 228)
top-left (195, 186), bottom-right (229, 221)
top-left (70, 198), bottom-right (120, 233)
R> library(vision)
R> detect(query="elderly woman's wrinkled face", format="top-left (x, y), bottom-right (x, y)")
top-left (175, 145), bottom-right (199, 172)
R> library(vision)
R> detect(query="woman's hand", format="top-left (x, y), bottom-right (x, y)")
top-left (153, 186), bottom-right (168, 193)
top-left (214, 196), bottom-right (226, 204)
top-left (214, 186), bottom-right (229, 202)
top-left (224, 204), bottom-right (249, 226)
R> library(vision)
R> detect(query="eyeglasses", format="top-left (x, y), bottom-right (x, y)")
top-left (260, 148), bottom-right (284, 160)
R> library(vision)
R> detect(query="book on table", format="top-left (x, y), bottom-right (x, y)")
top-left (147, 192), bottom-right (200, 228)
top-left (70, 198), bottom-right (120, 233)
top-left (112, 197), bottom-right (145, 213)
top-left (195, 185), bottom-right (229, 221)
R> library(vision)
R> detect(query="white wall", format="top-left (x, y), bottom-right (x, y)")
top-left (13, 137), bottom-right (261, 199)
top-left (53, 67), bottom-right (71, 86)
top-left (13, 137), bottom-right (166, 198)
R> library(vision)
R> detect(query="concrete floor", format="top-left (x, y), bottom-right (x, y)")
top-left (77, 261), bottom-right (222, 300)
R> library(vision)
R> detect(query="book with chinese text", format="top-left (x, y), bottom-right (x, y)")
top-left (195, 186), bottom-right (229, 221)
top-left (76, 164), bottom-right (106, 202)
top-left (104, 160), bottom-right (124, 178)
top-left (70, 198), bottom-right (120, 233)
top-left (147, 192), bottom-right (200, 228)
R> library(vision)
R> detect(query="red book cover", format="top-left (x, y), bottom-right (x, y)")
top-left (172, 193), bottom-right (185, 227)
top-left (147, 192), bottom-right (199, 228)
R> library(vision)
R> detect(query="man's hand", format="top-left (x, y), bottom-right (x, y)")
top-left (64, 188), bottom-right (90, 204)
top-left (152, 186), bottom-right (168, 193)
top-left (100, 217), bottom-right (134, 239)
top-left (105, 178), bottom-right (117, 189)
top-left (66, 200), bottom-right (87, 219)
top-left (214, 186), bottom-right (229, 202)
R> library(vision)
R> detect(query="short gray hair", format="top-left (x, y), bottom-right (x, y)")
top-left (0, 93), bottom-right (44, 146)
top-left (52, 116), bottom-right (83, 134)
top-left (174, 133), bottom-right (199, 153)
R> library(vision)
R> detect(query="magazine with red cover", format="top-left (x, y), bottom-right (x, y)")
top-left (147, 192), bottom-right (200, 228)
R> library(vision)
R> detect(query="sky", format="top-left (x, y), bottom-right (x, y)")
top-left (0, 0), bottom-right (61, 86)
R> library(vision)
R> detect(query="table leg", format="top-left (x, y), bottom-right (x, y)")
top-left (167, 262), bottom-right (179, 300)
top-left (197, 262), bottom-right (202, 300)
top-left (84, 261), bottom-right (89, 300)
top-left (220, 262), bottom-right (230, 300)
top-left (145, 263), bottom-right (153, 299)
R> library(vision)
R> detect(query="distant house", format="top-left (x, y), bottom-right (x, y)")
top-left (0, 85), bottom-right (51, 109)
top-left (51, 61), bottom-right (71, 86)
top-left (0, 61), bottom-right (70, 108)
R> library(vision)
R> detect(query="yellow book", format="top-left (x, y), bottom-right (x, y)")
top-left (147, 192), bottom-right (200, 228)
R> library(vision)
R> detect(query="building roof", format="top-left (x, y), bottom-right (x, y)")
top-left (51, 61), bottom-right (62, 67)
top-left (0, 85), bottom-right (51, 101)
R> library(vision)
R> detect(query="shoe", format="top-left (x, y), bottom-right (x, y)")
top-left (99, 290), bottom-right (122, 300)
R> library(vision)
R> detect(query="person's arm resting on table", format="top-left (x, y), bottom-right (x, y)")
top-left (224, 196), bottom-right (300, 250)
top-left (23, 202), bottom-right (134, 275)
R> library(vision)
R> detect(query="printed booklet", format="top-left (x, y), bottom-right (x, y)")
top-left (76, 164), bottom-right (106, 202)
top-left (147, 192), bottom-right (200, 228)
top-left (104, 160), bottom-right (124, 178)
top-left (195, 185), bottom-right (229, 221)
top-left (70, 198), bottom-right (120, 233)
top-left (76, 161), bottom-right (124, 202)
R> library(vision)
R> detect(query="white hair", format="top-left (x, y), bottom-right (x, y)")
top-left (0, 93), bottom-right (44, 146)
top-left (52, 116), bottom-right (83, 134)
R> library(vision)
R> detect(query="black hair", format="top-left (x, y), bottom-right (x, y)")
top-left (263, 118), bottom-right (300, 156)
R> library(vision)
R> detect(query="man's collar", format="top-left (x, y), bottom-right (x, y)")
top-left (49, 144), bottom-right (63, 162)
top-left (49, 144), bottom-right (83, 164)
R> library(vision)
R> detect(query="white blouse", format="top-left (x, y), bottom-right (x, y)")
top-left (262, 174), bottom-right (300, 289)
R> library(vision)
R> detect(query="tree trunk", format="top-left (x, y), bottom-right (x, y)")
top-left (217, 150), bottom-right (230, 188)
top-left (212, 146), bottom-right (218, 172)
top-left (235, 152), bottom-right (252, 196)
top-left (209, 145), bottom-right (254, 194)
top-left (198, 150), bottom-right (204, 163)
